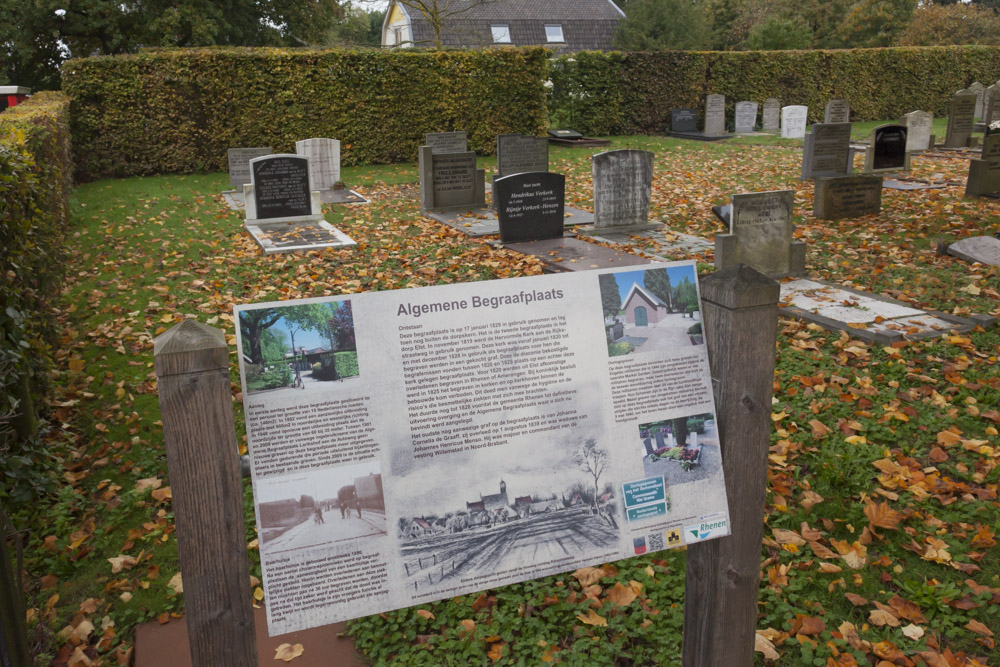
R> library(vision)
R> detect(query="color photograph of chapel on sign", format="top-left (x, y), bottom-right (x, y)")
top-left (598, 266), bottom-right (703, 357)
top-left (239, 300), bottom-right (359, 394)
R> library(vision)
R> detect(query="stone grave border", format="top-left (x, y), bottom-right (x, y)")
top-left (779, 278), bottom-right (996, 344)
top-left (243, 220), bottom-right (357, 255)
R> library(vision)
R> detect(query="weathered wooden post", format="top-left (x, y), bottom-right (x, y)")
top-left (682, 265), bottom-right (780, 666)
top-left (1, 508), bottom-right (30, 667)
top-left (154, 320), bottom-right (257, 666)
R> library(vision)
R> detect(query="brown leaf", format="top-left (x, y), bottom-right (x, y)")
top-left (965, 619), bottom-right (994, 637)
top-left (869, 609), bottom-right (900, 627)
top-left (572, 566), bottom-right (608, 587)
top-left (151, 486), bottom-right (172, 503)
top-left (773, 528), bottom-right (806, 546)
top-left (754, 632), bottom-right (780, 661)
top-left (864, 500), bottom-right (902, 530)
top-left (605, 581), bottom-right (638, 607)
top-left (888, 594), bottom-right (927, 624)
top-left (107, 555), bottom-right (138, 574)
top-left (845, 593), bottom-right (868, 606)
top-left (928, 446), bottom-right (949, 463)
top-left (274, 643), bottom-right (304, 662)
top-left (416, 609), bottom-right (435, 620)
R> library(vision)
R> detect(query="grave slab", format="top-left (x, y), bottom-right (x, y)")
top-left (945, 235), bottom-right (1000, 265)
top-left (223, 188), bottom-right (368, 212)
top-left (244, 220), bottom-right (356, 255)
top-left (425, 131), bottom-right (468, 154)
top-left (779, 278), bottom-right (995, 343)
top-left (425, 205), bottom-right (594, 237)
top-left (546, 129), bottom-right (611, 147)
top-left (503, 236), bottom-right (652, 273)
top-left (583, 228), bottom-right (713, 260)
top-left (965, 133), bottom-right (1000, 198)
top-left (801, 123), bottom-right (853, 179)
top-left (881, 179), bottom-right (947, 191)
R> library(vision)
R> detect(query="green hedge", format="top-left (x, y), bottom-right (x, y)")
top-left (0, 91), bottom-right (72, 508)
top-left (550, 46), bottom-right (1000, 135)
top-left (62, 47), bottom-right (550, 181)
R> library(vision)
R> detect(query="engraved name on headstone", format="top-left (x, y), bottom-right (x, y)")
top-left (813, 175), bottom-right (883, 220)
top-left (781, 105), bottom-right (808, 139)
top-left (734, 101), bottom-right (759, 133)
top-left (865, 124), bottom-right (909, 173)
top-left (944, 93), bottom-right (977, 148)
top-left (425, 131), bottom-right (469, 154)
top-left (824, 99), bottom-right (850, 124)
top-left (802, 123), bottom-right (852, 179)
top-left (495, 172), bottom-right (566, 243)
top-left (248, 155), bottom-right (313, 220)
top-left (671, 109), bottom-right (698, 134)
top-left (432, 151), bottom-right (477, 208)
top-left (592, 149), bottom-right (655, 230)
top-left (965, 133), bottom-right (1000, 198)
top-left (704, 94), bottom-right (726, 136)
top-left (715, 190), bottom-right (801, 276)
top-left (762, 98), bottom-right (781, 133)
top-left (228, 147), bottom-right (273, 190)
top-left (295, 138), bottom-right (341, 190)
top-left (496, 135), bottom-right (549, 178)
top-left (900, 111), bottom-right (933, 152)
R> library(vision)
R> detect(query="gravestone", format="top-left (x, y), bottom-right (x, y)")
top-left (295, 138), bottom-right (340, 190)
top-left (244, 155), bottom-right (320, 222)
top-left (865, 124), bottom-right (909, 173)
top-left (813, 175), bottom-right (883, 220)
top-left (671, 108), bottom-right (698, 134)
top-left (824, 99), bottom-right (850, 124)
top-left (547, 129), bottom-right (611, 147)
top-left (704, 94), bottom-right (726, 136)
top-left (946, 236), bottom-right (1000, 266)
top-left (714, 190), bottom-right (804, 277)
top-left (965, 133), bottom-right (1000, 198)
top-left (425, 131), bottom-right (468, 154)
top-left (762, 98), bottom-right (781, 133)
top-left (494, 172), bottom-right (565, 243)
top-left (591, 149), bottom-right (655, 231)
top-left (900, 111), bottom-right (933, 152)
top-left (970, 82), bottom-right (985, 119)
top-left (781, 106), bottom-right (808, 139)
top-left (801, 123), bottom-right (853, 179)
top-left (984, 83), bottom-right (1000, 126)
top-left (227, 147), bottom-right (272, 190)
top-left (734, 101), bottom-right (758, 133)
top-left (496, 134), bottom-right (549, 178)
top-left (418, 148), bottom-right (486, 211)
top-left (548, 129), bottom-right (583, 140)
top-left (943, 92), bottom-right (977, 148)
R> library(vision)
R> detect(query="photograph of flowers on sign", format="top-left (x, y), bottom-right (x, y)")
top-left (638, 412), bottom-right (719, 486)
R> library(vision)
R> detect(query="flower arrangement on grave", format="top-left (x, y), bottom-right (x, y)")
top-left (679, 447), bottom-right (700, 471)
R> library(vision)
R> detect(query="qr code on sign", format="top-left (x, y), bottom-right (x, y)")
top-left (647, 532), bottom-right (665, 552)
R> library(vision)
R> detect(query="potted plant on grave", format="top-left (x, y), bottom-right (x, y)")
top-left (332, 180), bottom-right (346, 191)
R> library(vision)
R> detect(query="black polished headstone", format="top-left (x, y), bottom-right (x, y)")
top-left (671, 109), bottom-right (698, 134)
top-left (251, 156), bottom-right (311, 220)
top-left (495, 172), bottom-right (566, 243)
top-left (872, 125), bottom-right (908, 171)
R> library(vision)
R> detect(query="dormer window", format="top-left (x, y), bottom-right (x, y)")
top-left (545, 24), bottom-right (564, 43)
top-left (491, 25), bottom-right (511, 43)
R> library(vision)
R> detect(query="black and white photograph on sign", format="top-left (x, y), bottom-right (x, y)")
top-left (598, 265), bottom-right (704, 357)
top-left (639, 412), bottom-right (719, 485)
top-left (239, 300), bottom-right (359, 394)
top-left (257, 460), bottom-right (386, 550)
top-left (393, 433), bottom-right (620, 596)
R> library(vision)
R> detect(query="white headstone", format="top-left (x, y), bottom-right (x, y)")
top-left (295, 138), bottom-right (341, 190)
top-left (900, 110), bottom-right (933, 152)
top-left (824, 99), bottom-right (850, 124)
top-left (781, 106), bottom-right (808, 139)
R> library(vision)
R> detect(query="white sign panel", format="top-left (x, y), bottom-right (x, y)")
top-left (235, 261), bottom-right (730, 635)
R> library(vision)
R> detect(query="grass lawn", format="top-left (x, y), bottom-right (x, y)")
top-left (15, 123), bottom-right (1000, 666)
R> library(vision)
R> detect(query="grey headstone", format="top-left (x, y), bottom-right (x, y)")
top-left (425, 131), bottom-right (468, 154)
top-left (432, 151), bottom-right (477, 208)
top-left (246, 155), bottom-right (314, 221)
top-left (592, 149), bottom-right (655, 230)
top-left (714, 190), bottom-right (802, 277)
top-left (946, 236), bottom-right (1000, 266)
top-left (824, 99), bottom-right (850, 124)
top-left (944, 93), bottom-right (977, 148)
top-left (865, 124), bottom-right (908, 173)
top-left (813, 175), bottom-right (883, 220)
top-left (295, 138), bottom-right (341, 190)
top-left (734, 101), bottom-right (759, 133)
top-left (495, 171), bottom-right (565, 243)
top-left (900, 111), bottom-right (933, 152)
top-left (496, 134), bottom-right (548, 178)
top-left (762, 98), bottom-right (781, 133)
top-left (801, 123), bottom-right (852, 179)
top-left (965, 134), bottom-right (1000, 198)
top-left (781, 106), bottom-right (808, 139)
top-left (228, 147), bottom-right (272, 190)
top-left (704, 94), bottom-right (726, 136)
top-left (984, 84), bottom-right (1000, 126)
top-left (970, 82), bottom-right (985, 119)
top-left (671, 109), bottom-right (698, 134)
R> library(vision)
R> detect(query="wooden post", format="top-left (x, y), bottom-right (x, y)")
top-left (154, 320), bottom-right (257, 667)
top-left (682, 265), bottom-right (780, 667)
top-left (1, 508), bottom-right (30, 667)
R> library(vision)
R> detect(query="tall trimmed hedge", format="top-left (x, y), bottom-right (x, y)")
top-left (62, 47), bottom-right (550, 181)
top-left (550, 46), bottom-right (1000, 136)
top-left (0, 91), bottom-right (71, 507)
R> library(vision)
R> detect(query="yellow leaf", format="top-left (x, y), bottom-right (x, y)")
top-left (937, 430), bottom-right (962, 447)
top-left (68, 359), bottom-right (86, 372)
top-left (274, 643), bottom-right (304, 662)
top-left (253, 587), bottom-right (264, 601)
top-left (151, 487), bottom-right (172, 502)
top-left (575, 608), bottom-right (608, 627)
top-left (845, 435), bottom-right (868, 445)
top-left (830, 539), bottom-right (867, 569)
top-left (458, 619), bottom-right (475, 636)
top-left (487, 642), bottom-right (504, 661)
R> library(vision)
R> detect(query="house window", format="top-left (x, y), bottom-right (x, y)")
top-left (545, 24), bottom-right (564, 43)
top-left (491, 25), bottom-right (511, 43)
top-left (393, 27), bottom-right (402, 46)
